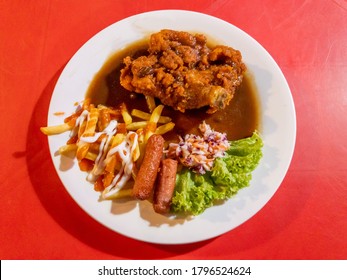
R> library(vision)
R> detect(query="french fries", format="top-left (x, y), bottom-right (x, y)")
top-left (145, 96), bottom-right (156, 113)
top-left (155, 122), bottom-right (175, 135)
top-left (82, 107), bottom-right (99, 137)
top-left (41, 98), bottom-right (175, 200)
top-left (149, 104), bottom-right (164, 123)
top-left (131, 109), bottom-right (172, 124)
top-left (57, 144), bottom-right (77, 155)
top-left (126, 121), bottom-right (148, 131)
top-left (120, 103), bottom-right (132, 125)
top-left (144, 104), bottom-right (164, 142)
top-left (40, 123), bottom-right (72, 135)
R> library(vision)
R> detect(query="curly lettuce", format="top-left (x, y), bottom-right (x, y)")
top-left (171, 131), bottom-right (263, 215)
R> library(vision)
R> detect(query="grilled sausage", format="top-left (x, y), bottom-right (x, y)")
top-left (153, 159), bottom-right (178, 214)
top-left (132, 134), bottom-right (165, 200)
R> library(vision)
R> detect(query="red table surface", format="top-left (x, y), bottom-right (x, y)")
top-left (1, 0), bottom-right (346, 260)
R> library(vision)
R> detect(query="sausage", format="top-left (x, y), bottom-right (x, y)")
top-left (132, 134), bottom-right (165, 200)
top-left (153, 159), bottom-right (178, 214)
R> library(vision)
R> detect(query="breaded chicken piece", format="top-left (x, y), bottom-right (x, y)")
top-left (120, 30), bottom-right (246, 113)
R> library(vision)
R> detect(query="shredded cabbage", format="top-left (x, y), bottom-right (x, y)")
top-left (171, 131), bottom-right (263, 215)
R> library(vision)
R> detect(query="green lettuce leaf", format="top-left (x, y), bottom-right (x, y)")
top-left (172, 168), bottom-right (216, 215)
top-left (171, 131), bottom-right (263, 215)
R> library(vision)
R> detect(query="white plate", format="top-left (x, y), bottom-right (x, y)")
top-left (47, 10), bottom-right (296, 244)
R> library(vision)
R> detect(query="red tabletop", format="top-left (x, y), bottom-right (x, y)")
top-left (1, 0), bottom-right (346, 260)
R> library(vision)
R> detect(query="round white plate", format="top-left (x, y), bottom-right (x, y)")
top-left (47, 10), bottom-right (296, 244)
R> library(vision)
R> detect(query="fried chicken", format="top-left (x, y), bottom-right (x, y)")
top-left (120, 30), bottom-right (246, 113)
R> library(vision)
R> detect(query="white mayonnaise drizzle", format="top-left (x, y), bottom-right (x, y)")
top-left (85, 120), bottom-right (118, 182)
top-left (70, 108), bottom-right (139, 199)
top-left (69, 109), bottom-right (89, 138)
top-left (102, 132), bottom-right (138, 199)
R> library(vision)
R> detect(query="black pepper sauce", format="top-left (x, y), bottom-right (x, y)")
top-left (85, 39), bottom-right (260, 142)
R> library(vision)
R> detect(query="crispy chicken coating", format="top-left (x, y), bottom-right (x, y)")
top-left (120, 30), bottom-right (246, 113)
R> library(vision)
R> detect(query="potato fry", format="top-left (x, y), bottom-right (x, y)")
top-left (132, 142), bottom-right (140, 162)
top-left (101, 133), bottom-right (126, 189)
top-left (88, 142), bottom-right (102, 155)
top-left (103, 172), bottom-right (114, 189)
top-left (130, 109), bottom-right (149, 120)
top-left (67, 134), bottom-right (78, 144)
top-left (103, 188), bottom-right (133, 200)
top-left (85, 151), bottom-right (98, 161)
top-left (111, 133), bottom-right (126, 148)
top-left (145, 96), bottom-right (156, 113)
top-left (144, 121), bottom-right (157, 142)
top-left (105, 155), bottom-right (117, 173)
top-left (131, 164), bottom-right (139, 180)
top-left (94, 176), bottom-right (104, 192)
top-left (40, 123), bottom-right (72, 135)
top-left (58, 144), bottom-right (77, 155)
top-left (82, 108), bottom-right (99, 137)
top-left (109, 109), bottom-right (122, 119)
top-left (128, 132), bottom-right (140, 161)
top-left (98, 108), bottom-right (111, 131)
top-left (136, 141), bottom-right (146, 169)
top-left (126, 121), bottom-right (148, 131)
top-left (77, 116), bottom-right (87, 137)
top-left (82, 98), bottom-right (91, 110)
top-left (64, 108), bottom-right (82, 124)
top-left (78, 158), bottom-right (94, 171)
top-left (131, 109), bottom-right (171, 123)
top-left (158, 115), bottom-right (172, 124)
top-left (76, 142), bottom-right (90, 160)
top-left (142, 105), bottom-right (164, 142)
top-left (116, 123), bottom-right (127, 134)
top-left (103, 154), bottom-right (120, 188)
top-left (120, 103), bottom-right (132, 125)
top-left (149, 104), bottom-right (164, 123)
top-left (136, 128), bottom-right (145, 143)
top-left (155, 122), bottom-right (175, 135)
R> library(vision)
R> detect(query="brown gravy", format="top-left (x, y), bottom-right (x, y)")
top-left (85, 39), bottom-right (261, 141)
